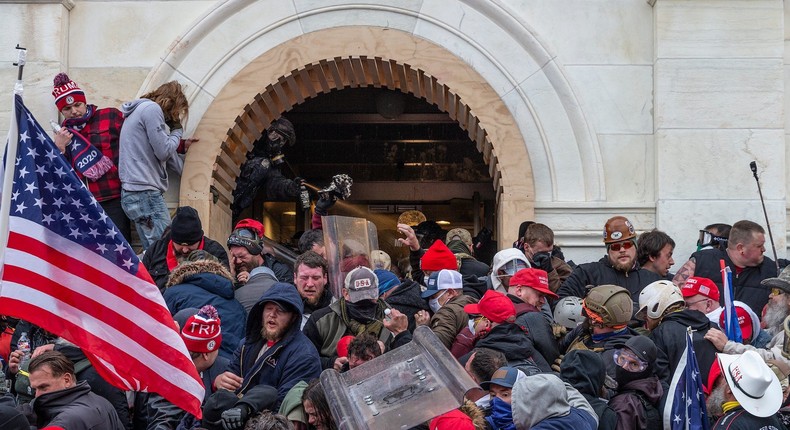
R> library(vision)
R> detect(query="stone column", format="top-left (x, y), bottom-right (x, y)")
top-left (653, 0), bottom-right (785, 262)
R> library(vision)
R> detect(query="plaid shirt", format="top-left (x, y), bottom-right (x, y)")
top-left (67, 106), bottom-right (124, 202)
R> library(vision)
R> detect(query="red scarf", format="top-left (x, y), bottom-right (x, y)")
top-left (166, 238), bottom-right (206, 270)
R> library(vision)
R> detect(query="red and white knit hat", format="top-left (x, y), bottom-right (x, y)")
top-left (52, 73), bottom-right (86, 111)
top-left (180, 305), bottom-right (222, 353)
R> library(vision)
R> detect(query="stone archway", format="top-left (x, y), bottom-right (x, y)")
top-left (138, 1), bottom-right (605, 244)
top-left (211, 56), bottom-right (502, 216)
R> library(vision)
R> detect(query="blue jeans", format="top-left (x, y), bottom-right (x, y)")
top-left (121, 189), bottom-right (171, 250)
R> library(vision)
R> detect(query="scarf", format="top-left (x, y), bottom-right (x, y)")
top-left (62, 105), bottom-right (115, 181)
top-left (485, 397), bottom-right (516, 430)
top-left (166, 238), bottom-right (207, 270)
top-left (339, 298), bottom-right (387, 337)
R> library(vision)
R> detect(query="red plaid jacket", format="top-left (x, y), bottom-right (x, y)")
top-left (68, 106), bottom-right (124, 202)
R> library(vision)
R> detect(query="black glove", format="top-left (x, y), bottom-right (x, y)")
top-left (220, 404), bottom-right (251, 430)
top-left (531, 251), bottom-right (553, 272)
top-left (166, 119), bottom-right (182, 130)
top-left (314, 196), bottom-right (336, 215)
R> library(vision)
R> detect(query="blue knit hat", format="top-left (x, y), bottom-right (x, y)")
top-left (375, 269), bottom-right (400, 295)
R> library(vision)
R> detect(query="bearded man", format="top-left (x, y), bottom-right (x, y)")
top-left (705, 265), bottom-right (790, 370)
top-left (214, 283), bottom-right (321, 409)
top-left (558, 216), bottom-right (662, 302)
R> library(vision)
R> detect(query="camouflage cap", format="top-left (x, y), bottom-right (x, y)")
top-left (761, 265), bottom-right (790, 295)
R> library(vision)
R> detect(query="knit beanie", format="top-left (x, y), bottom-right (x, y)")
top-left (52, 73), bottom-right (87, 111)
top-left (375, 269), bottom-right (400, 295)
top-left (421, 240), bottom-right (458, 271)
top-left (180, 305), bottom-right (222, 353)
top-left (170, 206), bottom-right (204, 245)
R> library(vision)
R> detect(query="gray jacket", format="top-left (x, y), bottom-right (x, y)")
top-left (119, 99), bottom-right (183, 192)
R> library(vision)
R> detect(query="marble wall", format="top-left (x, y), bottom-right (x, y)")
top-left (1, 0), bottom-right (787, 267)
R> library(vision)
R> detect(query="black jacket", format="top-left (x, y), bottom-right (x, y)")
top-left (713, 406), bottom-right (788, 429)
top-left (649, 309), bottom-right (718, 387)
top-left (142, 232), bottom-right (229, 292)
top-left (262, 253), bottom-right (294, 286)
top-left (561, 325), bottom-right (640, 390)
top-left (34, 380), bottom-right (125, 430)
top-left (474, 322), bottom-right (551, 371)
top-left (509, 295), bottom-right (561, 366)
top-left (692, 248), bottom-right (777, 317)
top-left (56, 344), bottom-right (131, 429)
top-left (385, 279), bottom-right (430, 332)
top-left (609, 376), bottom-right (663, 430)
top-left (560, 350), bottom-right (618, 430)
top-left (558, 256), bottom-right (662, 302)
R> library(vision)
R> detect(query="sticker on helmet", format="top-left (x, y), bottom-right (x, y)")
top-left (611, 231), bottom-right (623, 240)
top-left (625, 220), bottom-right (635, 233)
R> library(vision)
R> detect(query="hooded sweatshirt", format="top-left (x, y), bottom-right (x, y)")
top-left (226, 283), bottom-right (321, 409)
top-left (560, 350), bottom-right (618, 430)
top-left (649, 308), bottom-right (718, 386)
top-left (119, 99), bottom-right (183, 192)
top-left (512, 373), bottom-right (597, 430)
top-left (490, 249), bottom-right (530, 293)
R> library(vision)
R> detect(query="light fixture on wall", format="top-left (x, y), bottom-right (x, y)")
top-left (436, 220), bottom-right (451, 225)
top-left (282, 211), bottom-right (296, 216)
top-left (375, 91), bottom-right (405, 119)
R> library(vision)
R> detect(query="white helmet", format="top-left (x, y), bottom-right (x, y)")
top-left (553, 296), bottom-right (584, 329)
top-left (638, 280), bottom-right (683, 320)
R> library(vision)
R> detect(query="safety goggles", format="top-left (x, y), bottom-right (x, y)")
top-left (607, 240), bottom-right (634, 252)
top-left (497, 259), bottom-right (529, 278)
top-left (613, 348), bottom-right (648, 373)
top-left (697, 230), bottom-right (728, 249)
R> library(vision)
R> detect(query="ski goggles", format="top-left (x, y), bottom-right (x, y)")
top-left (496, 259), bottom-right (529, 278)
top-left (613, 348), bottom-right (648, 373)
top-left (697, 230), bottom-right (728, 249)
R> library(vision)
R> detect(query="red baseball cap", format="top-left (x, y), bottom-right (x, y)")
top-left (719, 306), bottom-right (754, 342)
top-left (509, 268), bottom-right (558, 299)
top-left (464, 290), bottom-right (515, 323)
top-left (705, 356), bottom-right (722, 395)
top-left (681, 276), bottom-right (720, 301)
top-left (337, 335), bottom-right (355, 358)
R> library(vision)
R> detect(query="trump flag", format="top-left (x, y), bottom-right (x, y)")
top-left (0, 94), bottom-right (204, 416)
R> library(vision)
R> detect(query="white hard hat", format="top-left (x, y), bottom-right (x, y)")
top-left (638, 280), bottom-right (683, 320)
top-left (553, 296), bottom-right (584, 329)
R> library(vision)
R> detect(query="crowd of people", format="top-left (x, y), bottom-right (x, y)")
top-left (1, 73), bottom-right (789, 430)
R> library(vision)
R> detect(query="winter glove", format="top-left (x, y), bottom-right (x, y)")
top-left (220, 404), bottom-right (251, 430)
top-left (550, 354), bottom-right (564, 373)
top-left (531, 251), bottom-right (553, 273)
top-left (166, 119), bottom-right (182, 131)
top-left (551, 323), bottom-right (567, 339)
top-left (314, 196), bottom-right (336, 215)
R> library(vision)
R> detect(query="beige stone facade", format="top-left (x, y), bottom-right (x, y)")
top-left (1, 0), bottom-right (787, 264)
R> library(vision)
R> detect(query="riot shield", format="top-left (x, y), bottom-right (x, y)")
top-left (322, 215), bottom-right (379, 299)
top-left (320, 326), bottom-right (480, 430)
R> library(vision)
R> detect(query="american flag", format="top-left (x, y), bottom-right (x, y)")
top-left (0, 95), bottom-right (204, 417)
top-left (663, 327), bottom-right (710, 430)
top-left (720, 261), bottom-right (742, 343)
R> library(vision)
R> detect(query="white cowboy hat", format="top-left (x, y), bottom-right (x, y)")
top-left (718, 350), bottom-right (782, 417)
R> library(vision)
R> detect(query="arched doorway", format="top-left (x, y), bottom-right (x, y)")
top-left (213, 57), bottom-right (500, 254)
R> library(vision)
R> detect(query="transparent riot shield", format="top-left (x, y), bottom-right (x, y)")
top-left (320, 326), bottom-right (481, 430)
top-left (322, 215), bottom-right (379, 299)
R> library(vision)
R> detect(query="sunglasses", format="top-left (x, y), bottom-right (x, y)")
top-left (772, 288), bottom-right (785, 297)
top-left (608, 241), bottom-right (634, 252)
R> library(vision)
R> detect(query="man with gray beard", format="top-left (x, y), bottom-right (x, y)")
top-left (705, 266), bottom-right (790, 370)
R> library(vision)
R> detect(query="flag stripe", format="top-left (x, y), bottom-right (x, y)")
top-left (0, 297), bottom-right (203, 407)
top-left (2, 263), bottom-right (193, 370)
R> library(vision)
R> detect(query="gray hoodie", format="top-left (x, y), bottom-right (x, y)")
top-left (512, 373), bottom-right (598, 429)
top-left (119, 99), bottom-right (183, 192)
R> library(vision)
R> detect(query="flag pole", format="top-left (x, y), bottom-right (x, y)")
top-left (0, 45), bottom-right (26, 273)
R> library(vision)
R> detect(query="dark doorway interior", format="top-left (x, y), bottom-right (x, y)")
top-left (248, 87), bottom-right (495, 263)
